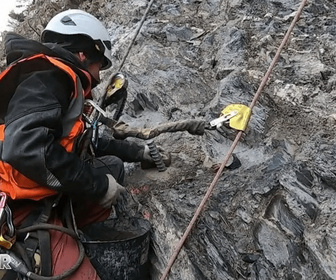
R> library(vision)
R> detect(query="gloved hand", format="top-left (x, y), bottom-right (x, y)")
top-left (186, 120), bottom-right (206, 135)
top-left (98, 174), bottom-right (126, 208)
top-left (142, 145), bottom-right (154, 162)
top-left (141, 144), bottom-right (171, 169)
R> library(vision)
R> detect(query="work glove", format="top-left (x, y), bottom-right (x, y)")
top-left (98, 174), bottom-right (126, 208)
top-left (142, 145), bottom-right (154, 162)
top-left (141, 144), bottom-right (171, 169)
top-left (185, 120), bottom-right (206, 135)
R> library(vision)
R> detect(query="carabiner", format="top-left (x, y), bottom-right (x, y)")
top-left (5, 206), bottom-right (15, 237)
top-left (0, 192), bottom-right (7, 223)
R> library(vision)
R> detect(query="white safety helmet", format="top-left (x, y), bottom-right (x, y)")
top-left (41, 9), bottom-right (112, 70)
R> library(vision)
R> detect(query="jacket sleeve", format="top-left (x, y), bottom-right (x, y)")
top-left (96, 137), bottom-right (146, 162)
top-left (2, 68), bottom-right (108, 199)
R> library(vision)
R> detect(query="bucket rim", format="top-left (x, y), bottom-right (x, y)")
top-left (81, 216), bottom-right (152, 244)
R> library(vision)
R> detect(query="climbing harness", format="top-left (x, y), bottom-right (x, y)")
top-left (159, 0), bottom-right (309, 279)
top-left (0, 196), bottom-right (85, 280)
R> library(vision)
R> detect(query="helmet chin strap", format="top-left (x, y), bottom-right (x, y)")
top-left (77, 52), bottom-right (100, 88)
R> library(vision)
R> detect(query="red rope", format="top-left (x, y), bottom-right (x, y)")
top-left (159, 0), bottom-right (308, 279)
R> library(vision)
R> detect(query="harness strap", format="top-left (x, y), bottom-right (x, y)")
top-left (0, 195), bottom-right (83, 280)
top-left (16, 196), bottom-right (59, 277)
top-left (37, 205), bottom-right (53, 276)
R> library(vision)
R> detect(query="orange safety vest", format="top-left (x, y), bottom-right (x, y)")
top-left (0, 54), bottom-right (91, 201)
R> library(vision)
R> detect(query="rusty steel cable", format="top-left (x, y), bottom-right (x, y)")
top-left (159, 0), bottom-right (309, 279)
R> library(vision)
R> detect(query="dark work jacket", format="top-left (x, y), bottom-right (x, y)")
top-left (0, 33), bottom-right (144, 201)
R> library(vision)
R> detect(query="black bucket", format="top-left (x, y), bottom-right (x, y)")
top-left (81, 217), bottom-right (151, 280)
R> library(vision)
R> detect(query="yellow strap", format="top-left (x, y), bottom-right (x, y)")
top-left (221, 104), bottom-right (251, 131)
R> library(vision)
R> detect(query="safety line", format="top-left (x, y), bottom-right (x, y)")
top-left (159, 0), bottom-right (308, 279)
top-left (118, 0), bottom-right (156, 72)
top-left (101, 0), bottom-right (155, 108)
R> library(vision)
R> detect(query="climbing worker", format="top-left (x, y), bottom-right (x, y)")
top-left (0, 9), bottom-right (163, 279)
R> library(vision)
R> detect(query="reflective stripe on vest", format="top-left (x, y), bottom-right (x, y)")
top-left (0, 54), bottom-right (88, 200)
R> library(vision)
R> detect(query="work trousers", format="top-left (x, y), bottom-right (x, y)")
top-left (9, 155), bottom-right (125, 280)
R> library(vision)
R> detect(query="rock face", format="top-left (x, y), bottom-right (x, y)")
top-left (2, 0), bottom-right (336, 279)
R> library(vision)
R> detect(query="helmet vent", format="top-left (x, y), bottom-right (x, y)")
top-left (61, 16), bottom-right (76, 26)
top-left (103, 40), bottom-right (112, 50)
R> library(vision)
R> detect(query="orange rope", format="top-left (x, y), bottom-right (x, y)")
top-left (159, 0), bottom-right (308, 279)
